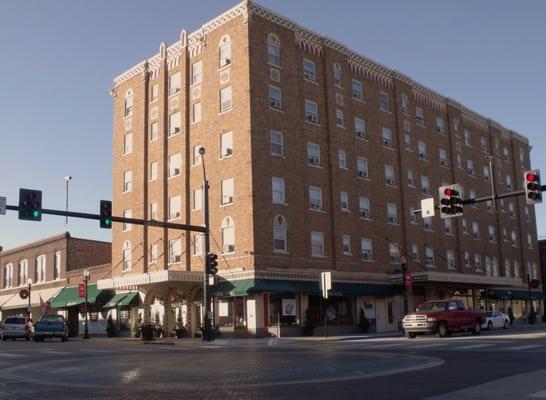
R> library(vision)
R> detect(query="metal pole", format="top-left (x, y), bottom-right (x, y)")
top-left (28, 282), bottom-right (31, 319)
top-left (203, 179), bottom-right (212, 341)
top-left (487, 156), bottom-right (496, 211)
top-left (84, 275), bottom-right (90, 339)
top-left (65, 176), bottom-right (72, 225)
top-left (402, 261), bottom-right (408, 316)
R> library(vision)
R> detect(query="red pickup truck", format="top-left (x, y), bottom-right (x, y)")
top-left (402, 300), bottom-right (486, 339)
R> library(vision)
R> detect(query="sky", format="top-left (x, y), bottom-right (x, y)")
top-left (1, 0), bottom-right (545, 250)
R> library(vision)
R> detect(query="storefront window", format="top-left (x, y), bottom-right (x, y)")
top-left (269, 294), bottom-right (298, 327)
top-left (308, 295), bottom-right (354, 325)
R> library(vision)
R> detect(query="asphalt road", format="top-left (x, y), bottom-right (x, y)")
top-left (1, 326), bottom-right (546, 400)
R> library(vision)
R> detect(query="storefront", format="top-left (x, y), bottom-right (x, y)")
top-left (103, 292), bottom-right (141, 337)
top-left (488, 288), bottom-right (544, 321)
top-left (0, 286), bottom-right (63, 322)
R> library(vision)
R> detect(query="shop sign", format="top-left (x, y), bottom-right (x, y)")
top-left (169, 291), bottom-right (178, 303)
top-left (90, 312), bottom-right (98, 322)
top-left (78, 284), bottom-right (85, 298)
top-left (281, 299), bottom-right (296, 316)
top-left (219, 301), bottom-right (229, 317)
top-left (405, 272), bottom-right (413, 289)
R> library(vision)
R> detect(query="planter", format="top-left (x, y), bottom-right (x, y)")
top-left (175, 328), bottom-right (187, 339)
top-left (141, 324), bottom-right (155, 341)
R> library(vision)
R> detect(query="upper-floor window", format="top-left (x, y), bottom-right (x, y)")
top-left (418, 141), bottom-right (427, 160)
top-left (436, 117), bottom-right (444, 134)
top-left (305, 100), bottom-right (319, 124)
top-left (193, 145), bottom-right (203, 166)
top-left (464, 130), bottom-right (472, 147)
top-left (273, 215), bottom-right (287, 252)
top-left (385, 165), bottom-right (396, 186)
top-left (221, 178), bottom-right (235, 205)
top-left (503, 147), bottom-right (510, 161)
top-left (421, 175), bottom-right (430, 194)
top-left (269, 85), bottom-right (282, 110)
top-left (379, 92), bottom-right (390, 112)
top-left (3, 263), bottom-right (13, 288)
top-left (53, 251), bottom-right (61, 280)
top-left (303, 58), bottom-right (316, 81)
top-left (150, 84), bottom-right (158, 103)
top-left (444, 218), bottom-right (453, 234)
top-left (168, 239), bottom-right (182, 264)
top-left (220, 131), bottom-right (233, 158)
top-left (272, 177), bottom-right (285, 204)
top-left (220, 86), bottom-right (232, 113)
top-left (123, 170), bottom-right (132, 193)
top-left (124, 89), bottom-right (134, 117)
top-left (150, 243), bottom-right (158, 264)
top-left (192, 102), bottom-right (202, 123)
top-left (527, 233), bottom-right (533, 249)
top-left (307, 142), bottom-right (320, 166)
top-left (407, 169), bottom-right (414, 187)
top-left (506, 174), bottom-right (513, 189)
top-left (150, 122), bottom-right (158, 142)
top-left (361, 238), bottom-right (373, 261)
top-left (404, 133), bottom-right (412, 151)
top-left (168, 73), bottom-right (181, 96)
top-left (18, 260), bottom-right (27, 286)
top-left (453, 118), bottom-right (460, 136)
top-left (401, 93), bottom-right (408, 114)
top-left (123, 133), bottom-right (133, 155)
top-left (309, 186), bottom-right (323, 211)
top-left (332, 63), bottom-right (342, 87)
top-left (35, 255), bottom-right (46, 283)
top-left (357, 157), bottom-right (368, 179)
top-left (359, 196), bottom-right (371, 219)
top-left (168, 153), bottom-right (181, 178)
top-left (311, 231), bottom-right (325, 257)
top-left (150, 201), bottom-right (158, 220)
top-left (221, 217), bottom-right (235, 254)
top-left (340, 191), bottom-right (349, 211)
top-left (467, 159), bottom-right (474, 176)
top-left (169, 112), bottom-right (181, 136)
top-left (415, 107), bottom-right (424, 125)
top-left (352, 80), bottom-right (363, 100)
top-left (439, 148), bottom-right (448, 167)
top-left (267, 33), bottom-right (281, 67)
top-left (168, 195), bottom-right (181, 220)
top-left (382, 128), bottom-right (393, 148)
top-left (387, 203), bottom-right (398, 224)
top-left (219, 35), bottom-right (231, 68)
top-left (483, 166), bottom-right (490, 181)
top-left (338, 150), bottom-right (347, 169)
top-left (271, 130), bottom-right (283, 156)
top-left (520, 148), bottom-right (526, 164)
top-left (389, 242), bottom-right (400, 263)
top-left (425, 247), bottom-right (435, 266)
top-left (480, 137), bottom-right (488, 153)
top-left (193, 189), bottom-right (203, 211)
top-left (150, 161), bottom-right (158, 182)
top-left (192, 61), bottom-right (202, 85)
top-left (335, 109), bottom-right (345, 127)
top-left (354, 117), bottom-right (366, 139)
top-left (122, 209), bottom-right (132, 232)
top-left (193, 235), bottom-right (204, 257)
top-left (488, 225), bottom-right (496, 242)
top-left (342, 235), bottom-right (351, 255)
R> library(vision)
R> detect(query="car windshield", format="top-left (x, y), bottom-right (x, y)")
top-left (4, 317), bottom-right (25, 325)
top-left (486, 312), bottom-right (493, 317)
top-left (422, 302), bottom-right (448, 312)
top-left (40, 315), bottom-right (63, 323)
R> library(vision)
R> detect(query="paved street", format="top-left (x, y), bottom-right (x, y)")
top-left (1, 326), bottom-right (546, 399)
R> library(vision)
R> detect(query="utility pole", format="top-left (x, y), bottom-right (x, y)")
top-left (199, 147), bottom-right (213, 342)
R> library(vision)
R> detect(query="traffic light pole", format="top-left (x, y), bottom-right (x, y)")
top-left (202, 180), bottom-right (213, 342)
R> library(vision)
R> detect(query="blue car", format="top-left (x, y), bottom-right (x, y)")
top-left (34, 315), bottom-right (69, 342)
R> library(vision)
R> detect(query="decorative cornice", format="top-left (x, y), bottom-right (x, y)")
top-left (1, 232), bottom-right (70, 257)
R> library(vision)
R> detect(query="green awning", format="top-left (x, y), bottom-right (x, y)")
top-left (50, 284), bottom-right (114, 309)
top-left (211, 279), bottom-right (395, 297)
top-left (489, 288), bottom-right (544, 300)
top-left (118, 292), bottom-right (139, 307)
top-left (104, 293), bottom-right (129, 308)
top-left (103, 292), bottom-right (139, 308)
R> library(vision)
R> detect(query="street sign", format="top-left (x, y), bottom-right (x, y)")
top-left (0, 196), bottom-right (6, 215)
top-left (421, 198), bottom-right (435, 218)
top-left (78, 283), bottom-right (86, 298)
top-left (405, 272), bottom-right (413, 289)
top-left (320, 271), bottom-right (332, 299)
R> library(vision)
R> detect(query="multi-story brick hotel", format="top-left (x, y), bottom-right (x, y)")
top-left (99, 0), bottom-right (542, 336)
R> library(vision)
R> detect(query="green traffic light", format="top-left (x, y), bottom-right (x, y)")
top-left (33, 210), bottom-right (40, 218)
top-left (105, 218), bottom-right (111, 226)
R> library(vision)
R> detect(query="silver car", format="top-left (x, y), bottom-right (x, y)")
top-left (1, 316), bottom-right (34, 341)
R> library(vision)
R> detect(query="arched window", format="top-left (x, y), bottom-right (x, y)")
top-left (36, 255), bottom-right (46, 283)
top-left (219, 35), bottom-right (231, 68)
top-left (18, 259), bottom-right (28, 286)
top-left (54, 251), bottom-right (61, 280)
top-left (221, 217), bottom-right (235, 254)
top-left (4, 263), bottom-right (13, 289)
top-left (273, 215), bottom-right (287, 252)
top-left (333, 63), bottom-right (342, 87)
top-left (124, 89), bottom-right (134, 117)
top-left (267, 33), bottom-right (281, 67)
top-left (122, 241), bottom-right (132, 271)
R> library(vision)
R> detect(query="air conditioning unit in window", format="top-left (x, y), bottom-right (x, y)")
top-left (306, 114), bottom-right (318, 123)
top-left (440, 159), bottom-right (448, 167)
top-left (426, 257), bottom-right (434, 265)
top-left (389, 216), bottom-right (398, 224)
top-left (422, 187), bottom-right (429, 194)
top-left (173, 127), bottom-right (181, 134)
top-left (310, 200), bottom-right (322, 210)
top-left (173, 168), bottom-right (180, 176)
top-left (308, 157), bottom-right (320, 166)
top-left (390, 256), bottom-right (400, 264)
top-left (171, 255), bottom-right (181, 263)
top-left (223, 196), bottom-right (234, 204)
top-left (360, 210), bottom-right (370, 219)
top-left (224, 148), bottom-right (233, 156)
top-left (424, 223), bottom-right (432, 230)
top-left (361, 251), bottom-right (372, 261)
top-left (488, 234), bottom-right (495, 242)
top-left (467, 168), bottom-right (474, 176)
top-left (386, 178), bottom-right (395, 186)
top-left (358, 170), bottom-right (368, 179)
top-left (304, 72), bottom-right (316, 81)
top-left (383, 139), bottom-right (393, 148)
top-left (223, 244), bottom-right (235, 253)
top-left (472, 233), bottom-right (479, 239)
top-left (270, 100), bottom-right (281, 109)
top-left (356, 131), bottom-right (367, 140)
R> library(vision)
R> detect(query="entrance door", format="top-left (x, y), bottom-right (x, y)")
top-left (375, 298), bottom-right (387, 332)
top-left (67, 308), bottom-right (79, 337)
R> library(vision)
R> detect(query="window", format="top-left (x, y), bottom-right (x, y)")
top-left (464, 252), bottom-right (470, 267)
top-left (464, 130), bottom-right (472, 147)
top-left (150, 201), bottom-right (158, 220)
top-left (169, 112), bottom-right (181, 136)
top-left (472, 222), bottom-right (480, 239)
top-left (407, 169), bottom-right (414, 187)
top-left (462, 218), bottom-right (468, 234)
top-left (439, 148), bottom-right (448, 167)
top-left (418, 141), bottom-right (427, 160)
top-left (457, 153), bottom-right (462, 169)
top-left (453, 119), bottom-right (460, 136)
top-left (268, 85), bottom-right (282, 110)
top-left (520, 148), bottom-right (525, 163)
top-left (387, 203), bottom-right (398, 224)
top-left (421, 175), bottom-right (430, 194)
top-left (337, 150), bottom-right (347, 169)
top-left (311, 231), bottom-right (325, 257)
top-left (528, 233), bottom-right (533, 249)
top-left (168, 195), bottom-right (181, 220)
top-left (480, 137), bottom-right (488, 153)
top-left (425, 247), bottom-right (435, 266)
top-left (508, 202), bottom-right (515, 217)
top-left (220, 131), bottom-right (233, 157)
top-left (168, 239), bottom-right (182, 264)
top-left (503, 228), bottom-right (508, 242)
top-left (411, 244), bottom-right (419, 261)
top-left (401, 93), bottom-right (408, 114)
top-left (219, 35), bottom-right (231, 68)
top-left (307, 142), bottom-right (320, 166)
top-left (221, 178), bottom-right (234, 205)
top-left (488, 225), bottom-right (496, 242)
top-left (379, 92), bottom-right (390, 112)
top-left (389, 243), bottom-right (400, 263)
top-left (444, 218), bottom-right (453, 234)
top-left (193, 235), bottom-right (204, 256)
top-left (124, 89), bottom-right (134, 117)
top-left (447, 250), bottom-right (455, 269)
top-left (436, 117), bottom-right (444, 134)
top-left (123, 133), bottom-right (133, 155)
top-left (331, 62), bottom-right (342, 87)
top-left (168, 73), bottom-right (181, 96)
top-left (342, 235), bottom-right (351, 255)
top-left (486, 200), bottom-right (493, 212)
top-left (34, 255), bottom-right (44, 283)
top-left (53, 251), bottom-right (61, 280)
top-left (309, 186), bottom-right (323, 210)
top-left (193, 146), bottom-right (203, 166)
top-left (404, 133), bottom-right (411, 151)
top-left (504, 260), bottom-right (511, 278)
top-left (150, 122), bottom-right (158, 142)
top-left (122, 209), bottom-right (132, 232)
top-left (506, 175), bottom-right (512, 189)
top-left (150, 243), bottom-right (158, 264)
top-left (122, 241), bottom-right (132, 271)
top-left (123, 170), bottom-right (132, 193)
top-left (193, 189), bottom-right (203, 211)
top-left (357, 157), bottom-right (368, 178)
top-left (267, 34), bottom-right (281, 67)
top-left (424, 216), bottom-right (433, 231)
top-left (382, 128), bottom-right (393, 148)
top-left (18, 260), bottom-right (27, 286)
top-left (192, 102), bottom-right (202, 123)
top-left (495, 138), bottom-right (500, 154)
top-left (352, 80), bottom-right (363, 100)
top-left (354, 117), bottom-right (366, 139)
top-left (503, 147), bottom-right (510, 161)
top-left (305, 100), bottom-right (319, 123)
top-left (220, 87), bottom-right (232, 112)
top-left (221, 217), bottom-right (235, 253)
top-left (485, 256), bottom-right (492, 276)
top-left (273, 215), bottom-right (287, 251)
top-left (525, 207), bottom-right (530, 222)
top-left (340, 191), bottom-right (349, 211)
top-left (169, 153), bottom-right (181, 178)
top-left (151, 84), bottom-right (158, 103)
top-left (150, 162), bottom-right (158, 182)
top-left (192, 61), bottom-right (202, 85)
top-left (359, 197), bottom-right (371, 219)
top-left (272, 177), bottom-right (285, 204)
top-left (415, 107), bottom-right (424, 125)
top-left (514, 261), bottom-right (520, 278)
top-left (335, 109), bottom-right (345, 127)
top-left (467, 159), bottom-right (474, 176)
top-left (483, 166), bottom-right (490, 181)
top-left (271, 130), bottom-right (283, 156)
top-left (410, 207), bottom-right (417, 224)
top-left (361, 238), bottom-right (373, 261)
top-left (385, 165), bottom-right (396, 186)
top-left (474, 254), bottom-right (482, 271)
top-left (303, 59), bottom-right (316, 81)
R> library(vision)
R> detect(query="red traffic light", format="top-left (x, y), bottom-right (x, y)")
top-left (444, 188), bottom-right (453, 196)
top-left (527, 173), bottom-right (537, 183)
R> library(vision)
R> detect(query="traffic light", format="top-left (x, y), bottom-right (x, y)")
top-left (18, 188), bottom-right (42, 221)
top-left (99, 200), bottom-right (112, 229)
top-left (206, 253), bottom-right (218, 275)
top-left (524, 170), bottom-right (542, 205)
top-left (439, 184), bottom-right (463, 218)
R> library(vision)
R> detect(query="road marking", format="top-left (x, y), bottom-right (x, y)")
top-left (529, 389), bottom-right (546, 398)
top-left (505, 344), bottom-right (543, 351)
top-left (40, 350), bottom-right (72, 355)
top-left (0, 352), bottom-right (26, 358)
top-left (411, 343), bottom-right (447, 349)
top-left (454, 344), bottom-right (494, 350)
top-left (80, 349), bottom-right (112, 353)
top-left (367, 343), bottom-right (406, 349)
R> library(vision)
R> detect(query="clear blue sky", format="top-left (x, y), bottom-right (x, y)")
top-left (1, 0), bottom-right (545, 250)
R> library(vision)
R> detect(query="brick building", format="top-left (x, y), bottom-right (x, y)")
top-left (100, 1), bottom-right (541, 336)
top-left (0, 232), bottom-right (112, 332)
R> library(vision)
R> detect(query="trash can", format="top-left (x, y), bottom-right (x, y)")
top-left (141, 324), bottom-right (155, 341)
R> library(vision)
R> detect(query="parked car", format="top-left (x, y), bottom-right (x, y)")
top-left (34, 314), bottom-right (69, 342)
top-left (482, 311), bottom-right (510, 330)
top-left (1, 316), bottom-right (34, 341)
top-left (403, 300), bottom-right (486, 338)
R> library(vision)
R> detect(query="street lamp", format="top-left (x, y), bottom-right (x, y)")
top-left (65, 176), bottom-right (72, 225)
top-left (400, 256), bottom-right (408, 316)
top-left (27, 278), bottom-right (32, 319)
top-left (83, 269), bottom-right (90, 339)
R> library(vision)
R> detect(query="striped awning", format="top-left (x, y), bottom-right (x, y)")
top-left (0, 287), bottom-right (63, 310)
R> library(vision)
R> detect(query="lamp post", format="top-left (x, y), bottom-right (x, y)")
top-left (65, 176), bottom-right (72, 225)
top-left (27, 278), bottom-right (32, 319)
top-left (199, 147), bottom-right (213, 341)
top-left (400, 256), bottom-right (408, 317)
top-left (83, 269), bottom-right (90, 339)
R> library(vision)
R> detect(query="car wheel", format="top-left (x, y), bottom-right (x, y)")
top-left (2, 336), bottom-right (6, 341)
top-left (26, 335), bottom-right (30, 341)
top-left (437, 322), bottom-right (448, 338)
top-left (406, 332), bottom-right (417, 339)
top-left (503, 320), bottom-right (509, 329)
top-left (487, 321), bottom-right (492, 330)
top-left (61, 336), bottom-right (67, 342)
top-left (472, 319), bottom-right (482, 335)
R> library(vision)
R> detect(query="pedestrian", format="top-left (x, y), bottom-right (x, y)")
top-left (508, 307), bottom-right (515, 325)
